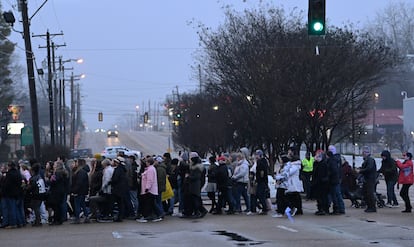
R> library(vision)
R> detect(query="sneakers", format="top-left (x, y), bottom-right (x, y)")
top-left (246, 211), bottom-right (255, 216)
top-left (152, 217), bottom-right (163, 222)
top-left (272, 213), bottom-right (283, 218)
top-left (291, 207), bottom-right (298, 217)
top-left (385, 202), bottom-right (393, 208)
top-left (391, 204), bottom-right (400, 208)
top-left (136, 217), bottom-right (148, 223)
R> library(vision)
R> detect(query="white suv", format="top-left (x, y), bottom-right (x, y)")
top-left (101, 146), bottom-right (141, 160)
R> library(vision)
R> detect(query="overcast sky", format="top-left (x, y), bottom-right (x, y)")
top-left (5, 0), bottom-right (398, 130)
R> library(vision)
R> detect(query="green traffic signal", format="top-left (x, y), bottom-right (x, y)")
top-left (312, 21), bottom-right (324, 32)
top-left (308, 0), bottom-right (326, 35)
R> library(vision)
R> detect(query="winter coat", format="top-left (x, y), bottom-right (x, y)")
top-left (188, 160), bottom-right (204, 196)
top-left (276, 161), bottom-right (303, 193)
top-left (396, 159), bottom-right (414, 185)
top-left (2, 167), bottom-right (22, 199)
top-left (111, 164), bottom-right (129, 197)
top-left (379, 152), bottom-right (398, 182)
top-left (71, 167), bottom-right (89, 196)
top-left (327, 154), bottom-right (341, 185)
top-left (216, 163), bottom-right (231, 189)
top-left (232, 159), bottom-right (249, 183)
top-left (101, 166), bottom-right (114, 194)
top-left (48, 170), bottom-right (68, 205)
top-left (141, 165), bottom-right (158, 195)
top-left (155, 162), bottom-right (167, 194)
top-left (359, 155), bottom-right (377, 183)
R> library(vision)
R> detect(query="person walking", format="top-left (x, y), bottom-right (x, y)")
top-left (205, 156), bottom-right (218, 213)
top-left (395, 152), bottom-right (414, 213)
top-left (312, 150), bottom-right (330, 215)
top-left (301, 152), bottom-right (314, 200)
top-left (255, 150), bottom-right (269, 215)
top-left (231, 152), bottom-right (250, 213)
top-left (379, 150), bottom-right (399, 207)
top-left (70, 159), bottom-right (90, 224)
top-left (358, 146), bottom-right (378, 213)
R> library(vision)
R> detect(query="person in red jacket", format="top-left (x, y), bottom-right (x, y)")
top-left (396, 152), bottom-right (414, 213)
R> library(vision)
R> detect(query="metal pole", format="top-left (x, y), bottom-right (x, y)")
top-left (47, 31), bottom-right (55, 145)
top-left (70, 73), bottom-right (74, 150)
top-left (21, 0), bottom-right (41, 160)
top-left (62, 68), bottom-right (66, 148)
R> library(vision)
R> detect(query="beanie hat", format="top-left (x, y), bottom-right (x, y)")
top-left (189, 152), bottom-right (199, 159)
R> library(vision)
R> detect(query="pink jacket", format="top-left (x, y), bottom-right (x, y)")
top-left (396, 159), bottom-right (414, 185)
top-left (141, 165), bottom-right (158, 195)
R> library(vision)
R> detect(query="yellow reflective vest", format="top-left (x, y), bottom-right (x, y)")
top-left (301, 157), bottom-right (314, 173)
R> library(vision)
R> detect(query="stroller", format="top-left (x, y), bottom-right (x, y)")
top-left (347, 173), bottom-right (385, 208)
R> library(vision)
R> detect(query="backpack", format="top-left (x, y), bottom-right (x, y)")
top-left (30, 175), bottom-right (48, 201)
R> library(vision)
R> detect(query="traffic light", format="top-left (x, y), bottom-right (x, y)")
top-left (308, 0), bottom-right (326, 35)
top-left (98, 112), bottom-right (103, 122)
top-left (144, 112), bottom-right (149, 124)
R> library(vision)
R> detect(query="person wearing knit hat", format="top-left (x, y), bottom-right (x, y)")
top-left (358, 146), bottom-right (377, 213)
top-left (379, 150), bottom-right (399, 207)
top-left (254, 149), bottom-right (268, 214)
top-left (189, 152), bottom-right (199, 159)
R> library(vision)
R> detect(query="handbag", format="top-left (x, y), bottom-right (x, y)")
top-left (162, 176), bottom-right (174, 201)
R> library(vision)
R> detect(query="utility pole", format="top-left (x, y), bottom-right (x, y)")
top-left (35, 31), bottom-right (64, 146)
top-left (21, 0), bottom-right (41, 160)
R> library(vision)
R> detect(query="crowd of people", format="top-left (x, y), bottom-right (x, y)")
top-left (0, 145), bottom-right (413, 229)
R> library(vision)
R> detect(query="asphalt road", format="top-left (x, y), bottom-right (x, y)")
top-left (1, 180), bottom-right (414, 247)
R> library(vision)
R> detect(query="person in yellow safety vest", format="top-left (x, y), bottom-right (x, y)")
top-left (301, 151), bottom-right (314, 200)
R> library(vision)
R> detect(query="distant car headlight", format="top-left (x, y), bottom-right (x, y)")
top-left (107, 131), bottom-right (110, 135)
top-left (115, 131), bottom-right (118, 135)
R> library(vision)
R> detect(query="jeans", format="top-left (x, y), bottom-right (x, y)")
top-left (1, 197), bottom-right (17, 227)
top-left (168, 189), bottom-right (177, 213)
top-left (330, 184), bottom-right (345, 213)
top-left (234, 182), bottom-right (250, 212)
top-left (385, 179), bottom-right (398, 205)
top-left (154, 194), bottom-right (165, 217)
top-left (74, 195), bottom-right (89, 220)
top-left (16, 198), bottom-right (25, 226)
top-left (256, 183), bottom-right (268, 212)
top-left (129, 190), bottom-right (139, 216)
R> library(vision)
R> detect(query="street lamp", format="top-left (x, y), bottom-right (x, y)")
top-left (58, 58), bottom-right (83, 147)
top-left (372, 92), bottom-right (379, 143)
top-left (135, 105), bottom-right (140, 131)
top-left (70, 73), bottom-right (85, 150)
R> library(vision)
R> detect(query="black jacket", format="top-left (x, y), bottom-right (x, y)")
top-left (111, 164), bottom-right (128, 196)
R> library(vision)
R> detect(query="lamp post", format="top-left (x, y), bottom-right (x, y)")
top-left (372, 93), bottom-right (379, 143)
top-left (135, 105), bottom-right (140, 131)
top-left (69, 73), bottom-right (85, 150)
top-left (58, 58), bottom-right (83, 147)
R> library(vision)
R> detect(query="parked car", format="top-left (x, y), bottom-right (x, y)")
top-left (107, 129), bottom-right (119, 137)
top-left (101, 146), bottom-right (141, 160)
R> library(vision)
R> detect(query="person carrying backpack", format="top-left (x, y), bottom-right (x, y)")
top-left (28, 163), bottom-right (47, 226)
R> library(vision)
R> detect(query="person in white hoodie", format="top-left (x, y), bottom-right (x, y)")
top-left (275, 155), bottom-right (303, 216)
top-left (99, 159), bottom-right (114, 221)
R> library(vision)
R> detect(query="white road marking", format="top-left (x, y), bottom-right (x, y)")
top-left (112, 231), bottom-right (123, 239)
top-left (277, 225), bottom-right (298, 232)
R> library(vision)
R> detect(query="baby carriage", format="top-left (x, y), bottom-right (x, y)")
top-left (347, 173), bottom-right (385, 208)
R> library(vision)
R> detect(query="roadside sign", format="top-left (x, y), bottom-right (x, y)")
top-left (21, 126), bottom-right (33, 146)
